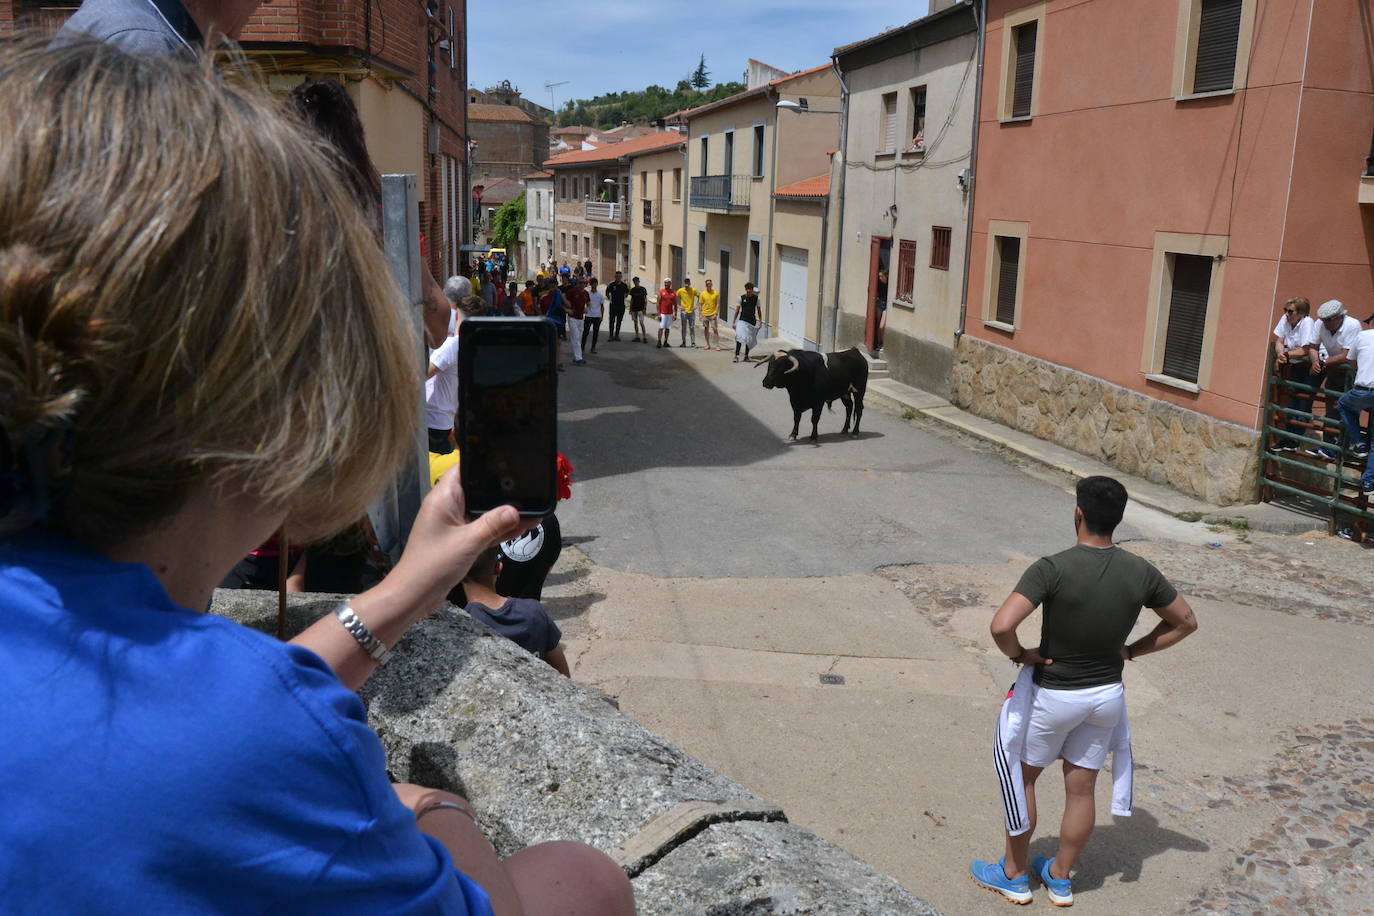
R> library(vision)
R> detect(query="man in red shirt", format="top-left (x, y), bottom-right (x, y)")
top-left (656, 278), bottom-right (677, 349)
top-left (563, 278), bottom-right (589, 365)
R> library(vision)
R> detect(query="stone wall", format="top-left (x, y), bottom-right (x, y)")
top-left (213, 590), bottom-right (940, 916)
top-left (949, 335), bottom-right (1261, 505)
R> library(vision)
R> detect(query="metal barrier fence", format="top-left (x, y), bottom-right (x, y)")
top-left (1261, 356), bottom-right (1372, 541)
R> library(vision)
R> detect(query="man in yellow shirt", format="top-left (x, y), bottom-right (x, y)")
top-left (676, 280), bottom-right (698, 348)
top-left (698, 278), bottom-right (722, 350)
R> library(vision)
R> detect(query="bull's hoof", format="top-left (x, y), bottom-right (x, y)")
top-left (786, 434), bottom-right (797, 441)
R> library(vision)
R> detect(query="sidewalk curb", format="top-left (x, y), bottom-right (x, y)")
top-left (864, 377), bottom-right (1318, 536)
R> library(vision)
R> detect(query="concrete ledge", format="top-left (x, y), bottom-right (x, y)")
top-left (212, 589), bottom-right (940, 915)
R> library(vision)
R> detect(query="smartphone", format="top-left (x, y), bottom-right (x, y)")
top-left (457, 318), bottom-right (559, 517)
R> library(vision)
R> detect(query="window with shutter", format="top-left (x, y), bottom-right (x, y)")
top-left (881, 92), bottom-right (898, 152)
top-left (1161, 254), bottom-right (1213, 383)
top-left (1011, 23), bottom-right (1037, 118)
top-left (994, 236), bottom-right (1021, 325)
top-left (1192, 0), bottom-right (1242, 93)
top-left (931, 227), bottom-right (952, 270)
top-left (895, 240), bottom-right (917, 302)
top-left (753, 125), bottom-right (766, 176)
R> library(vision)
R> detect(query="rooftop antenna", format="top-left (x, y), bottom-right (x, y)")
top-left (544, 79), bottom-right (569, 115)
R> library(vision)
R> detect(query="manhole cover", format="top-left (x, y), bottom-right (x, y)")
top-left (819, 673), bottom-right (845, 686)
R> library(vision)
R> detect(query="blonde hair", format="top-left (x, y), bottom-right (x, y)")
top-left (0, 38), bottom-right (419, 545)
top-left (1284, 297), bottom-right (1310, 317)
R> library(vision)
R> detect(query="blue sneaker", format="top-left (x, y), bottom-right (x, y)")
top-left (1302, 446), bottom-right (1338, 461)
top-left (969, 857), bottom-right (1032, 905)
top-left (1032, 855), bottom-right (1074, 907)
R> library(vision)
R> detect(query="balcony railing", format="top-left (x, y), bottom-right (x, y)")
top-left (585, 201), bottom-right (626, 223)
top-left (642, 199), bottom-right (662, 228)
top-left (690, 175), bottom-right (752, 212)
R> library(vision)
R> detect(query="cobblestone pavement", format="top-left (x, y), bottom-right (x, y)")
top-left (1178, 719), bottom-right (1374, 915)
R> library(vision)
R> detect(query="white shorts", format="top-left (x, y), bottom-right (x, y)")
top-left (1021, 682), bottom-right (1125, 770)
top-left (659, 314), bottom-right (674, 330)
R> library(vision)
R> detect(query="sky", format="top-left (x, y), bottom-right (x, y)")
top-left (469, 0), bottom-right (933, 112)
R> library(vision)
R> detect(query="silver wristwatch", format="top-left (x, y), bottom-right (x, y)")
top-left (334, 605), bottom-right (393, 665)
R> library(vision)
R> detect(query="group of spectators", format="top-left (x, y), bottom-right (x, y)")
top-left (524, 260), bottom-right (766, 367)
top-left (1271, 297), bottom-right (1374, 498)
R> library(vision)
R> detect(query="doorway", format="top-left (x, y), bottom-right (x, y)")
top-left (865, 237), bottom-right (892, 352)
top-left (778, 245), bottom-right (809, 346)
top-left (670, 245), bottom-right (685, 286)
top-left (719, 247), bottom-right (731, 319)
top-left (600, 232), bottom-right (617, 282)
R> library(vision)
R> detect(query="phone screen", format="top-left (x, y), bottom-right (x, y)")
top-left (457, 319), bottom-right (558, 516)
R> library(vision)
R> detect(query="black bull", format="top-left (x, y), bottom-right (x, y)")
top-left (758, 347), bottom-right (868, 442)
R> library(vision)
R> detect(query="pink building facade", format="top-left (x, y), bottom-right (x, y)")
top-left (956, 0), bottom-right (1374, 504)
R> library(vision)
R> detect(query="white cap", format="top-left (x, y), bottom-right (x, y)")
top-left (1316, 299), bottom-right (1346, 320)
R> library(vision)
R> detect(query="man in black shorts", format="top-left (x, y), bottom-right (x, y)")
top-left (970, 476), bottom-right (1198, 906)
top-left (605, 271), bottom-right (630, 341)
top-left (627, 276), bottom-right (649, 342)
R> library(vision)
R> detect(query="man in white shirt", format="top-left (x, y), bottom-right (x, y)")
top-left (1335, 315), bottom-right (1374, 495)
top-left (585, 277), bottom-right (606, 355)
top-left (1303, 300), bottom-right (1364, 460)
top-left (1271, 297), bottom-right (1317, 451)
top-left (425, 334), bottom-right (459, 455)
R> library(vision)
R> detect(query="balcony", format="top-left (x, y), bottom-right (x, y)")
top-left (690, 175), bottom-right (752, 213)
top-left (585, 201), bottom-right (627, 223)
top-left (642, 199), bottom-right (663, 228)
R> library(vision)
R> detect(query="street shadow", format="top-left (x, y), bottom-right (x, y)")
top-left (542, 564), bottom-right (590, 588)
top-left (1028, 807), bottom-right (1210, 891)
top-left (558, 346), bottom-right (792, 483)
top-left (780, 429), bottom-right (887, 446)
top-left (541, 590), bottom-right (605, 622)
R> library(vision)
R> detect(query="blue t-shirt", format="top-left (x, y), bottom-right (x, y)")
top-left (0, 531), bottom-right (493, 915)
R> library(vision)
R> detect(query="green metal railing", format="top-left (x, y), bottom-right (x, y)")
top-left (1261, 356), bottom-right (1372, 539)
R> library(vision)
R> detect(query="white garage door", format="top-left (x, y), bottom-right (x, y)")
top-left (778, 246), bottom-right (808, 346)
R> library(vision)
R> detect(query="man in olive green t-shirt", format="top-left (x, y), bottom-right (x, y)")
top-left (970, 476), bottom-right (1198, 906)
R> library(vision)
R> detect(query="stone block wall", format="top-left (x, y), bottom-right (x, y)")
top-left (214, 591), bottom-right (939, 915)
top-left (950, 335), bottom-right (1261, 505)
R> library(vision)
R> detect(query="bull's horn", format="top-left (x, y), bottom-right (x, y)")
top-left (753, 358), bottom-right (768, 369)
top-left (784, 355), bottom-right (800, 374)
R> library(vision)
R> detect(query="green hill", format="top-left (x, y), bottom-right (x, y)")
top-left (555, 79), bottom-right (747, 129)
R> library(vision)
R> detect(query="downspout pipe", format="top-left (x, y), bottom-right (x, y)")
top-left (827, 56), bottom-right (850, 353)
top-left (763, 86), bottom-right (780, 337)
top-left (957, 0), bottom-right (986, 339)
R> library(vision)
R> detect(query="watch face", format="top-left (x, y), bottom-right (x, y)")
top-left (501, 525), bottom-right (545, 563)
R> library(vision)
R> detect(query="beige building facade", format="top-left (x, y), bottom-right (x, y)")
top-left (677, 65), bottom-right (841, 346)
top-left (832, 3), bottom-right (978, 394)
top-left (627, 142), bottom-right (688, 288)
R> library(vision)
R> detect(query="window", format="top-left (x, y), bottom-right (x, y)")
top-left (999, 3), bottom-right (1045, 121)
top-left (699, 136), bottom-right (709, 176)
top-left (895, 240), bottom-right (917, 303)
top-left (724, 131), bottom-right (734, 176)
top-left (639, 240), bottom-right (647, 266)
top-left (1177, 0), bottom-right (1250, 97)
top-left (584, 235), bottom-right (591, 257)
top-left (907, 87), bottom-right (927, 152)
top-left (560, 177), bottom-right (567, 200)
top-left (753, 124), bottom-right (765, 176)
top-left (879, 92), bottom-right (898, 152)
top-left (698, 229), bottom-right (707, 270)
top-left (931, 226), bottom-right (952, 270)
top-left (640, 171), bottom-right (647, 200)
top-left (993, 236), bottom-right (1021, 325)
top-left (748, 239), bottom-right (761, 286)
top-left (656, 169), bottom-right (663, 200)
top-left (672, 168), bottom-right (682, 201)
top-left (1010, 23), bottom-right (1037, 118)
top-left (534, 191), bottom-right (541, 220)
top-left (1160, 254), bottom-right (1212, 383)
top-left (446, 7), bottom-right (456, 70)
top-left (560, 231), bottom-right (566, 254)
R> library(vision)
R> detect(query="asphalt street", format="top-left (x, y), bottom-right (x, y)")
top-left (555, 338), bottom-right (1105, 577)
top-left (544, 334), bottom-right (1373, 914)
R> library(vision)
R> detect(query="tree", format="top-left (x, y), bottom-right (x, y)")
top-left (490, 192), bottom-right (525, 251)
top-left (691, 54), bottom-right (710, 90)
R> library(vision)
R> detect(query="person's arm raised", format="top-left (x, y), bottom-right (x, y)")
top-left (290, 469), bottom-right (529, 691)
